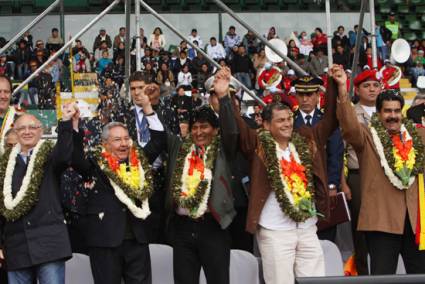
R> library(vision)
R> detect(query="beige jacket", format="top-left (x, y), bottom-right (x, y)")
top-left (337, 99), bottom-right (425, 234)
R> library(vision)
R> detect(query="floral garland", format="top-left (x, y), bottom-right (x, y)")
top-left (171, 136), bottom-right (220, 218)
top-left (0, 140), bottom-right (54, 221)
top-left (370, 114), bottom-right (425, 190)
top-left (94, 146), bottom-right (154, 219)
top-left (259, 130), bottom-right (318, 222)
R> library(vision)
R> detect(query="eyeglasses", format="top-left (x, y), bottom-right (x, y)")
top-left (15, 125), bottom-right (42, 133)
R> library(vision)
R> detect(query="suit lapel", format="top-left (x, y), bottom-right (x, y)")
top-left (294, 111), bottom-right (304, 128)
top-left (312, 108), bottom-right (323, 125)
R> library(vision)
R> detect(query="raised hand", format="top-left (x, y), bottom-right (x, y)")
top-left (213, 67), bottom-right (231, 99)
top-left (329, 64), bottom-right (347, 88)
top-left (62, 102), bottom-right (78, 121)
top-left (140, 85), bottom-right (154, 115)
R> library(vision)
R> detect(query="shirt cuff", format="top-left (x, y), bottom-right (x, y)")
top-left (145, 113), bottom-right (164, 131)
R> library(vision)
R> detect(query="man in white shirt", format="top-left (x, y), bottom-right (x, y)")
top-left (206, 37), bottom-right (226, 61)
top-left (217, 65), bottom-right (346, 284)
top-left (187, 28), bottom-right (203, 49)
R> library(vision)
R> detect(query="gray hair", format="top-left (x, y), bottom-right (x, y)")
top-left (101, 122), bottom-right (128, 142)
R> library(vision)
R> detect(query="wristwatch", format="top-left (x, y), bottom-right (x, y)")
top-left (328, 184), bottom-right (336, 190)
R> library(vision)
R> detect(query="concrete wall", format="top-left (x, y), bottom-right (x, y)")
top-left (1, 12), bottom-right (371, 50)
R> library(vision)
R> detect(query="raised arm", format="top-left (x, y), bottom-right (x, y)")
top-left (312, 64), bottom-right (343, 146)
top-left (51, 103), bottom-right (81, 171)
top-left (336, 91), bottom-right (367, 151)
top-left (213, 67), bottom-right (258, 160)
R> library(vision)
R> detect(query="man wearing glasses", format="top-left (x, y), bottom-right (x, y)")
top-left (0, 103), bottom-right (78, 284)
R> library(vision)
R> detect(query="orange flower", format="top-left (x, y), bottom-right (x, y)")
top-left (391, 133), bottom-right (413, 161)
top-left (280, 155), bottom-right (307, 186)
top-left (188, 150), bottom-right (205, 180)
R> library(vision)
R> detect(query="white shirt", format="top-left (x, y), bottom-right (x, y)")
top-left (134, 105), bottom-right (164, 147)
top-left (299, 109), bottom-right (316, 125)
top-left (188, 35), bottom-right (203, 49)
top-left (207, 43), bottom-right (226, 60)
top-left (361, 105), bottom-right (376, 118)
top-left (259, 146), bottom-right (317, 231)
top-left (177, 72), bottom-right (192, 86)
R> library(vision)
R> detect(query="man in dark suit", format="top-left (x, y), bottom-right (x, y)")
top-left (293, 76), bottom-right (344, 242)
top-left (153, 80), bottom-right (238, 284)
top-left (0, 105), bottom-right (77, 284)
top-left (206, 76), bottom-right (256, 252)
top-left (120, 72), bottom-right (179, 243)
top-left (71, 93), bottom-right (165, 284)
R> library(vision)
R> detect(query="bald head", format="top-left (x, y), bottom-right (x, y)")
top-left (14, 114), bottom-right (43, 153)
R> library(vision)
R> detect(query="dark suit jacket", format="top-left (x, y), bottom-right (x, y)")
top-left (160, 96), bottom-right (239, 229)
top-left (294, 109), bottom-right (344, 187)
top-left (71, 129), bottom-right (166, 247)
top-left (0, 121), bottom-right (74, 270)
top-left (229, 78), bottom-right (339, 234)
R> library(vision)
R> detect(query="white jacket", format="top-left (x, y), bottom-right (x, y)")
top-left (206, 43), bottom-right (226, 60)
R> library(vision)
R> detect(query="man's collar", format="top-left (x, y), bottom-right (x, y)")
top-left (299, 109), bottom-right (316, 120)
top-left (134, 104), bottom-right (143, 114)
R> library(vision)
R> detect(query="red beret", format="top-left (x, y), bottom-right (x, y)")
top-left (353, 70), bottom-right (380, 87)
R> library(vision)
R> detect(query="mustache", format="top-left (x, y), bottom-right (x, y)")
top-left (386, 117), bottom-right (400, 123)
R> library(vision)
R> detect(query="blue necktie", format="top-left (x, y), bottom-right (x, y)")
top-left (139, 111), bottom-right (151, 145)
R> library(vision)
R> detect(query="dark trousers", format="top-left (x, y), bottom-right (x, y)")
top-left (317, 226), bottom-right (337, 243)
top-left (365, 217), bottom-right (425, 275)
top-left (347, 170), bottom-right (369, 275)
top-left (89, 239), bottom-right (151, 284)
top-left (171, 214), bottom-right (230, 284)
top-left (229, 207), bottom-right (253, 252)
top-left (0, 267), bottom-right (7, 284)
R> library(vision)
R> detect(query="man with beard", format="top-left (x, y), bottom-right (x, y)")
top-left (337, 87), bottom-right (425, 274)
top-left (71, 91), bottom-right (165, 284)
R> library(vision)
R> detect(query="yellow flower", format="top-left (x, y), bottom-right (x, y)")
top-left (393, 149), bottom-right (404, 172)
top-left (406, 150), bottom-right (416, 170)
top-left (185, 170), bottom-right (203, 197)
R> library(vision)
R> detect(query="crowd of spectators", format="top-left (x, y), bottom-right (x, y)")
top-left (0, 11), bottom-right (424, 119)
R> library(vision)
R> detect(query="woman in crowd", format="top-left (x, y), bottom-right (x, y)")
top-left (149, 27), bottom-right (166, 50)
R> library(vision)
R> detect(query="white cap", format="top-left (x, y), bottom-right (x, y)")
top-left (289, 86), bottom-right (296, 93)
top-left (287, 69), bottom-right (295, 76)
top-left (323, 67), bottom-right (329, 73)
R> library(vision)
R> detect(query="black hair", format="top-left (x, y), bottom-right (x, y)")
top-left (376, 90), bottom-right (405, 112)
top-left (190, 106), bottom-right (219, 129)
top-left (129, 71), bottom-right (147, 84)
top-left (119, 27), bottom-right (125, 31)
top-left (52, 28), bottom-right (59, 33)
top-left (261, 102), bottom-right (291, 122)
top-left (153, 27), bottom-right (163, 34)
top-left (315, 27), bottom-right (323, 33)
top-left (192, 28), bottom-right (197, 33)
